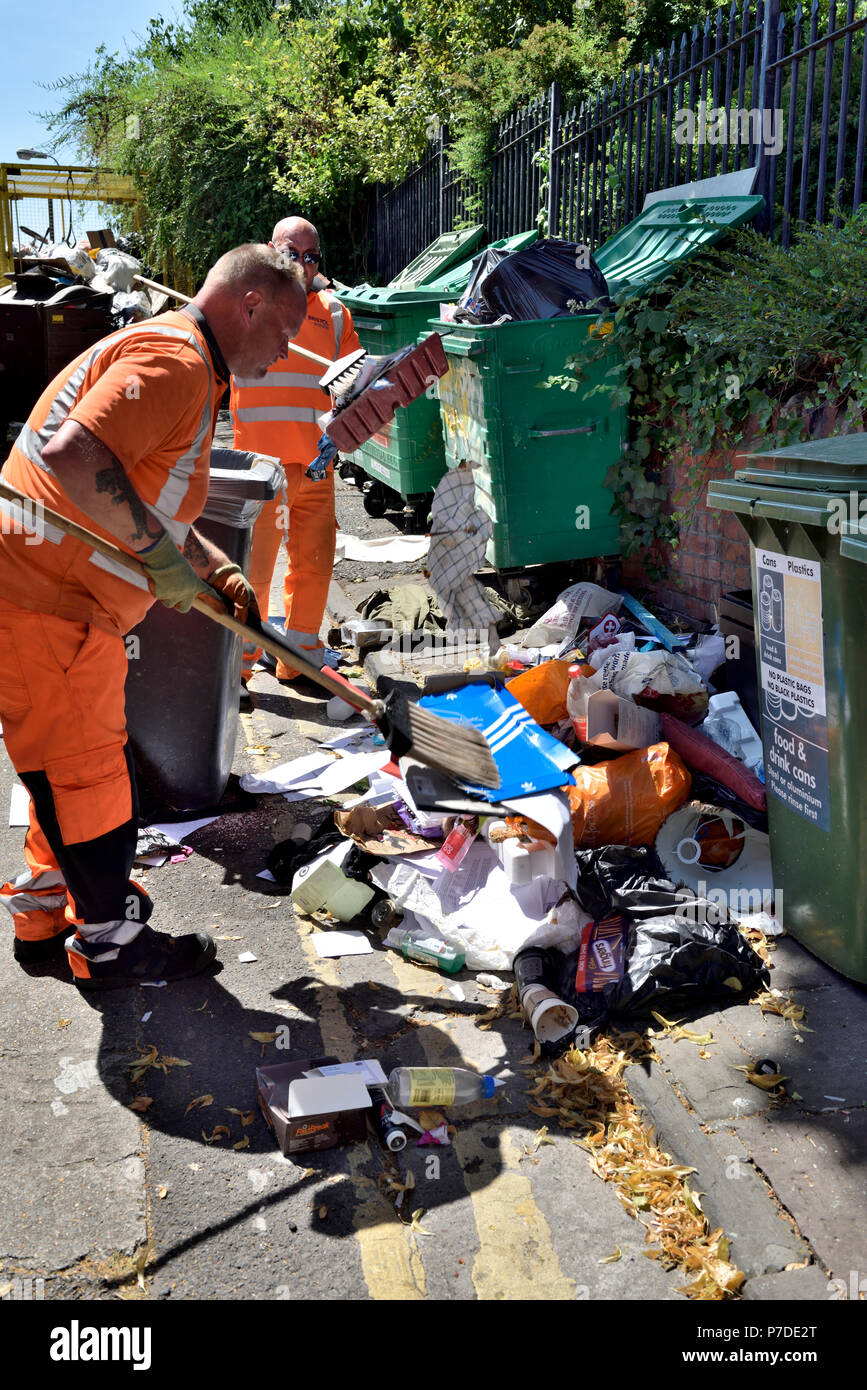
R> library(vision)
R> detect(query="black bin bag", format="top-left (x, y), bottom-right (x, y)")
top-left (481, 238), bottom-right (612, 321)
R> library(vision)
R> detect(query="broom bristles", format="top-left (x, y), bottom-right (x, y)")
top-left (404, 703), bottom-right (500, 789)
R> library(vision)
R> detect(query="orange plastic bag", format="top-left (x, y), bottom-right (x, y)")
top-left (567, 742), bottom-right (691, 848)
top-left (506, 659), bottom-right (573, 726)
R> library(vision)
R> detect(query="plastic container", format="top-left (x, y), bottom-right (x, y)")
top-left (566, 663), bottom-right (595, 740)
top-left (124, 449), bottom-right (285, 815)
top-left (387, 1067), bottom-right (505, 1108)
top-left (433, 196), bottom-right (763, 570)
top-left (368, 1087), bottom-right (407, 1151)
top-left (384, 927), bottom-right (466, 974)
top-left (707, 431), bottom-right (867, 982)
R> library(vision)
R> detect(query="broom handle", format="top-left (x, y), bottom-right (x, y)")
top-left (133, 275), bottom-right (335, 371)
top-left (0, 478), bottom-right (379, 717)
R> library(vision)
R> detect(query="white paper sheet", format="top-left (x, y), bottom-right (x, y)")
top-left (240, 751), bottom-right (336, 795)
top-left (308, 1060), bottom-right (388, 1086)
top-left (335, 531), bottom-right (430, 563)
top-left (8, 783), bottom-right (30, 827)
top-left (150, 817), bottom-right (218, 844)
top-left (312, 930), bottom-right (374, 958)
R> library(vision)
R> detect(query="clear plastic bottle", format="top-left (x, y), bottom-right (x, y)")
top-left (566, 663), bottom-right (593, 741)
top-left (388, 1066), bottom-right (505, 1108)
top-left (384, 927), bottom-right (465, 975)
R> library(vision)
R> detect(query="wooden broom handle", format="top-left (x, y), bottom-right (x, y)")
top-left (0, 478), bottom-right (377, 716)
top-left (132, 275), bottom-right (333, 371)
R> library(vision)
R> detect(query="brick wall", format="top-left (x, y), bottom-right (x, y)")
top-left (621, 442), bottom-right (753, 627)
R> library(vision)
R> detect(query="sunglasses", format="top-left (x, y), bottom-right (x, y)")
top-left (278, 247), bottom-right (322, 266)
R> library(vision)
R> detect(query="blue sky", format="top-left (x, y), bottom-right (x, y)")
top-left (1, 0), bottom-right (184, 240)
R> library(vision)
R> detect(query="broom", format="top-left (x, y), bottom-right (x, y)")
top-left (133, 275), bottom-right (366, 393)
top-left (0, 480), bottom-right (500, 790)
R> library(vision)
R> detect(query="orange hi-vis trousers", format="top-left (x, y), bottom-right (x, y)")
top-left (0, 598), bottom-right (151, 962)
top-left (242, 465), bottom-right (336, 681)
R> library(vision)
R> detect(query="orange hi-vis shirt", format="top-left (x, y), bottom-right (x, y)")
top-left (230, 286), bottom-right (361, 466)
top-left (0, 309), bottom-right (227, 636)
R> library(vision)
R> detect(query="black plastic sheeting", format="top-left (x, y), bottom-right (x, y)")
top-left (453, 247), bottom-right (513, 324)
top-left (515, 845), bottom-right (770, 1054)
top-left (481, 239), bottom-right (612, 321)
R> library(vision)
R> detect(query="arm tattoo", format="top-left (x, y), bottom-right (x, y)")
top-left (182, 528), bottom-right (212, 574)
top-left (94, 463), bottom-right (162, 544)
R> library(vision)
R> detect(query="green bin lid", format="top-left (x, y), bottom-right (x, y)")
top-left (388, 226), bottom-right (485, 288)
top-left (425, 229), bottom-right (539, 294)
top-left (335, 231), bottom-right (539, 312)
top-left (733, 432), bottom-right (867, 491)
top-left (595, 195), bottom-right (764, 298)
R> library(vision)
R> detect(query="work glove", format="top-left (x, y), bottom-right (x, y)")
top-left (305, 432), bottom-right (339, 481)
top-left (209, 562), bottom-right (260, 626)
top-left (140, 533), bottom-right (223, 613)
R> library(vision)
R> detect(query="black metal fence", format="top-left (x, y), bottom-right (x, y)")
top-left (368, 0), bottom-right (867, 282)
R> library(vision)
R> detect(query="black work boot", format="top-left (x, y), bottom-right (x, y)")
top-left (67, 925), bottom-right (217, 991)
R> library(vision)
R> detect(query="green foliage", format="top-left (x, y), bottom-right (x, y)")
top-left (44, 0), bottom-right (720, 282)
top-left (546, 210), bottom-right (867, 575)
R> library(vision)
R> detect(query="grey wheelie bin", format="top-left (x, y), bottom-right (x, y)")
top-left (124, 449), bottom-right (284, 814)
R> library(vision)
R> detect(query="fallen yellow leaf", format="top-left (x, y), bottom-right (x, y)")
top-left (233, 1137), bottom-right (251, 1150)
top-left (226, 1107), bottom-right (257, 1126)
top-left (248, 1031), bottom-right (277, 1045)
top-left (735, 1066), bottom-right (788, 1090)
top-left (202, 1125), bottom-right (230, 1144)
top-left (599, 1247), bottom-right (622, 1263)
top-left (184, 1094), bottom-right (214, 1115)
top-left (158, 1186), bottom-right (168, 1199)
top-left (130, 1097), bottom-right (154, 1114)
top-left (56, 1018), bottom-right (71, 1029)
top-left (318, 1205), bottom-right (328, 1219)
top-left (409, 1209), bottom-right (433, 1237)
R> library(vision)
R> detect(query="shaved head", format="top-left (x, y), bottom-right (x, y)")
top-left (272, 216), bottom-right (319, 247)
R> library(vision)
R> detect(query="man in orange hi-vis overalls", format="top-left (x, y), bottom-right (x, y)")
top-left (231, 217), bottom-right (362, 687)
top-left (0, 245), bottom-right (306, 990)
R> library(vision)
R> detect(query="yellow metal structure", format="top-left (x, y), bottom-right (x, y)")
top-left (0, 163), bottom-right (138, 279)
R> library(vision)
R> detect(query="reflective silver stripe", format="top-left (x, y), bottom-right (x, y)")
top-left (87, 550), bottom-right (151, 591)
top-left (15, 323), bottom-right (213, 522)
top-left (3, 890), bottom-right (68, 915)
top-left (328, 299), bottom-right (344, 359)
top-left (234, 372), bottom-right (318, 389)
top-left (153, 335), bottom-right (214, 518)
top-left (144, 506), bottom-right (190, 546)
top-left (11, 867), bottom-right (66, 891)
top-left (235, 406), bottom-right (321, 424)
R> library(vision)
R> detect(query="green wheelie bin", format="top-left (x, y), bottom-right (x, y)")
top-left (432, 195), bottom-right (763, 570)
top-left (707, 432), bottom-right (867, 983)
top-left (335, 231), bottom-right (539, 524)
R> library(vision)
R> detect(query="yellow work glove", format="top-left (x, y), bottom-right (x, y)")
top-left (140, 533), bottom-right (222, 613)
top-left (209, 562), bottom-right (260, 626)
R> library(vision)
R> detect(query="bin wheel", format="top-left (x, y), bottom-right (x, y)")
top-left (363, 485), bottom-right (388, 519)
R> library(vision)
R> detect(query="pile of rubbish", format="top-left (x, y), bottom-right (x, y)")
top-left (3, 240), bottom-right (163, 323)
top-left (240, 577), bottom-right (774, 1063)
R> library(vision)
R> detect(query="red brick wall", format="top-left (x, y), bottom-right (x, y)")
top-left (622, 443), bottom-right (753, 627)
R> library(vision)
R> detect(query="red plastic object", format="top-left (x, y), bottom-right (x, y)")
top-left (660, 713), bottom-right (766, 812)
top-left (324, 334), bottom-right (449, 452)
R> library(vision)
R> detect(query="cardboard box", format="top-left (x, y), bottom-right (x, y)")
top-left (586, 689), bottom-right (661, 751)
top-left (256, 1055), bottom-right (371, 1155)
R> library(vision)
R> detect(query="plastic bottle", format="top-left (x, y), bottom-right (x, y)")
top-left (387, 1066), bottom-right (506, 1108)
top-left (384, 927), bottom-right (465, 975)
top-left (371, 898), bottom-right (404, 932)
top-left (566, 663), bottom-right (593, 741)
top-left (435, 816), bottom-right (478, 872)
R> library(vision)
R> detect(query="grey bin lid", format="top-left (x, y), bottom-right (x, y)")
top-left (733, 432), bottom-right (867, 490)
top-left (202, 448), bottom-right (286, 527)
